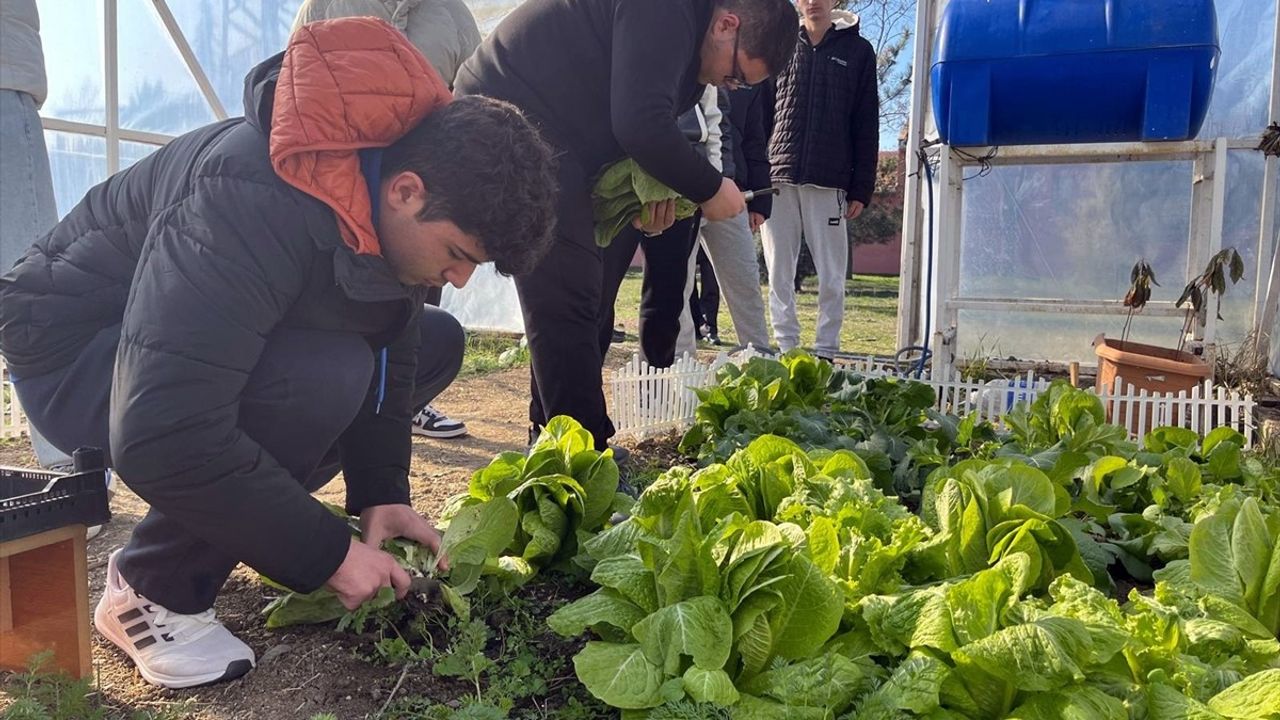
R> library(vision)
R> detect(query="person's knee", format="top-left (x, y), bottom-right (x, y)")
top-left (328, 334), bottom-right (378, 412)
top-left (252, 330), bottom-right (374, 424)
top-left (416, 307), bottom-right (465, 386)
top-left (235, 330), bottom-right (372, 481)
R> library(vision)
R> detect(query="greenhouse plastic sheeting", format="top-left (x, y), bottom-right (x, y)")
top-left (442, 265), bottom-right (525, 334)
top-left (1198, 0), bottom-right (1275, 139)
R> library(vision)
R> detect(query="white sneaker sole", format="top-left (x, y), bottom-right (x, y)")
top-left (93, 600), bottom-right (254, 689)
top-left (411, 425), bottom-right (468, 439)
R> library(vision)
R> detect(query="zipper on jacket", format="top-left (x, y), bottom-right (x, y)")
top-left (799, 40), bottom-right (819, 181)
top-left (374, 347), bottom-right (388, 415)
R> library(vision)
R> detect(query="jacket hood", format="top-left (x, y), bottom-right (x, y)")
top-left (798, 10), bottom-right (861, 45)
top-left (245, 17), bottom-right (451, 256)
top-left (832, 10), bottom-right (859, 31)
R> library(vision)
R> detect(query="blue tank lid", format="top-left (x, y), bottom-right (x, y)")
top-left (935, 0), bottom-right (1219, 64)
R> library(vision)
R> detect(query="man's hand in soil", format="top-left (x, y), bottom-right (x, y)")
top-left (360, 503), bottom-right (449, 571)
top-left (325, 504), bottom-right (450, 610)
top-left (700, 177), bottom-right (747, 222)
top-left (633, 198), bottom-right (677, 236)
top-left (326, 537), bottom-right (412, 610)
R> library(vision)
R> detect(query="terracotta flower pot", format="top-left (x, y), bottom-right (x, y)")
top-left (1092, 335), bottom-right (1211, 432)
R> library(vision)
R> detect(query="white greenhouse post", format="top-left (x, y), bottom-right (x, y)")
top-left (104, 0), bottom-right (119, 173)
top-left (151, 0), bottom-right (229, 120)
top-left (1202, 138), bottom-right (1229, 354)
top-left (896, 0), bottom-right (939, 350)
top-left (932, 146), bottom-right (963, 379)
top-left (1187, 138), bottom-right (1229, 352)
top-left (1259, 168), bottom-right (1279, 357)
top-left (1187, 149), bottom-right (1213, 292)
top-left (1256, 3), bottom-right (1280, 359)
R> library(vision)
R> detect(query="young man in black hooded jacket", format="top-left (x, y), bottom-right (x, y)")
top-left (761, 0), bottom-right (879, 361)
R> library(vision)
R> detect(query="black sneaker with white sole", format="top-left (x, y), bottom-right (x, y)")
top-left (94, 551), bottom-right (255, 689)
top-left (411, 404), bottom-right (468, 438)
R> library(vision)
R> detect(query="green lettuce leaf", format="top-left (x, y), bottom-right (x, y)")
top-left (574, 642), bottom-right (667, 709)
top-left (633, 596), bottom-right (734, 674)
top-left (1207, 669), bottom-right (1280, 719)
top-left (682, 666), bottom-right (740, 706)
top-left (548, 588), bottom-right (648, 638)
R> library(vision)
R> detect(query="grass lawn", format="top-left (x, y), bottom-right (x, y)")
top-left (610, 270), bottom-right (901, 356)
top-left (458, 331), bottom-right (529, 376)
top-left (455, 271), bottom-right (900, 377)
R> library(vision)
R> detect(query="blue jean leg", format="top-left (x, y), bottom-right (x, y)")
top-left (0, 89), bottom-right (65, 468)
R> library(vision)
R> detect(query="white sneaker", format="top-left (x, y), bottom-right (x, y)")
top-left (411, 404), bottom-right (468, 438)
top-left (94, 550), bottom-right (255, 689)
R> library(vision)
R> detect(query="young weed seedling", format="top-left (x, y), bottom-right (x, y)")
top-left (3, 651), bottom-right (190, 720)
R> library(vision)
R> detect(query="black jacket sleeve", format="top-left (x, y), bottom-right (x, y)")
top-left (846, 38), bottom-right (880, 207)
top-left (742, 88), bottom-right (774, 218)
top-left (610, 0), bottom-right (722, 203)
top-left (109, 176), bottom-right (352, 595)
top-left (337, 303), bottom-right (419, 515)
top-left (760, 78), bottom-right (777, 138)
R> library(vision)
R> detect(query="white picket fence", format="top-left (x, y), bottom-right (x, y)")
top-left (1096, 379), bottom-right (1257, 442)
top-left (608, 352), bottom-right (743, 437)
top-left (607, 348), bottom-right (901, 438)
top-left (608, 353), bottom-right (1258, 446)
top-left (1, 348), bottom-right (1259, 446)
top-left (0, 356), bottom-right (27, 440)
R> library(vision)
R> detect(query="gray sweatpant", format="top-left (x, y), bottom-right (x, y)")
top-left (760, 183), bottom-right (849, 357)
top-left (676, 210), bottom-right (772, 357)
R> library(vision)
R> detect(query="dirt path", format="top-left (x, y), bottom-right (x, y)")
top-left (0, 343), bottom-right (675, 719)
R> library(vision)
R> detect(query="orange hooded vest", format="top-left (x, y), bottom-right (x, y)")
top-left (268, 17), bottom-right (452, 257)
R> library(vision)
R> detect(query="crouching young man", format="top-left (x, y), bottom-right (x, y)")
top-left (0, 18), bottom-right (556, 689)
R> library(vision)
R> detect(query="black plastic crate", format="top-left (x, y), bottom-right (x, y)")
top-left (1, 448), bottom-right (111, 543)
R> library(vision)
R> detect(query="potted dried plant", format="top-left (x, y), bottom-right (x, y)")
top-left (1094, 248), bottom-right (1244, 397)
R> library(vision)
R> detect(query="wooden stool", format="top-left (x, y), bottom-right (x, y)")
top-left (0, 524), bottom-right (92, 678)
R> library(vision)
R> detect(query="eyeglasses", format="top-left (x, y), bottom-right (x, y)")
top-left (724, 29), bottom-right (755, 90)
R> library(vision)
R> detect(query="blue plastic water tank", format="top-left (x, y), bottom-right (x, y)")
top-left (931, 0), bottom-right (1219, 146)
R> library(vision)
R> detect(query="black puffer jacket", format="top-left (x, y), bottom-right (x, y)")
top-left (768, 17), bottom-right (879, 206)
top-left (0, 28), bottom-right (438, 594)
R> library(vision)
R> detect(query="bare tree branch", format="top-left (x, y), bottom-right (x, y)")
top-left (836, 0), bottom-right (917, 142)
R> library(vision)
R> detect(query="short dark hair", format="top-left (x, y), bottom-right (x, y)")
top-left (718, 0), bottom-right (799, 77)
top-left (381, 95), bottom-right (558, 276)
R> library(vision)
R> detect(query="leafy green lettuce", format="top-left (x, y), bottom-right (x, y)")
top-left (592, 159), bottom-right (698, 247)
